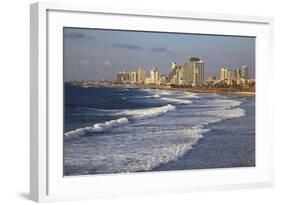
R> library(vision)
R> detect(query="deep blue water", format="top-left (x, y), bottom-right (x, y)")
top-left (64, 83), bottom-right (255, 176)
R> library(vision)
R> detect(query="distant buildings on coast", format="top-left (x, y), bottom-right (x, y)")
top-left (169, 57), bottom-right (204, 87)
top-left (115, 56), bottom-right (255, 88)
top-left (206, 65), bottom-right (254, 87)
top-left (116, 57), bottom-right (205, 87)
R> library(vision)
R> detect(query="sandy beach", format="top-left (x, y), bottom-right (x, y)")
top-left (125, 84), bottom-right (256, 97)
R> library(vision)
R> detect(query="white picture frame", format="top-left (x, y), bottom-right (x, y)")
top-left (30, 1), bottom-right (274, 202)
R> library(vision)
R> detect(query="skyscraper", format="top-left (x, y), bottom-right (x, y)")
top-left (116, 69), bottom-right (129, 83)
top-left (182, 57), bottom-right (204, 86)
top-left (193, 59), bottom-right (204, 87)
top-left (220, 67), bottom-right (230, 80)
top-left (171, 62), bottom-right (177, 71)
top-left (241, 65), bottom-right (249, 79)
top-left (136, 66), bottom-right (146, 84)
top-left (175, 67), bottom-right (184, 85)
top-left (168, 62), bottom-right (180, 82)
top-left (150, 67), bottom-right (160, 84)
top-left (182, 61), bottom-right (193, 85)
top-left (234, 68), bottom-right (241, 81)
top-left (129, 71), bottom-right (138, 84)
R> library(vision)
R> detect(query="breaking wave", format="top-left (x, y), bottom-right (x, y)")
top-left (64, 104), bottom-right (176, 138)
top-left (144, 88), bottom-right (201, 99)
top-left (64, 117), bottom-right (129, 138)
top-left (160, 97), bottom-right (192, 104)
top-left (119, 104), bottom-right (176, 120)
top-left (132, 94), bottom-right (161, 99)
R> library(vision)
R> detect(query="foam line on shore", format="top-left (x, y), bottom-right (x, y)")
top-left (160, 97), bottom-right (192, 104)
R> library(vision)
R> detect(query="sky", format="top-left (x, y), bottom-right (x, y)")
top-left (63, 27), bottom-right (255, 81)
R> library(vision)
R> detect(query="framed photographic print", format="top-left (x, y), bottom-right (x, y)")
top-left (30, 2), bottom-right (274, 202)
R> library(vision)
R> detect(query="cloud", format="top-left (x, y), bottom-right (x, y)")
top-left (65, 32), bottom-right (94, 39)
top-left (104, 59), bottom-right (112, 66)
top-left (150, 47), bottom-right (168, 52)
top-left (96, 59), bottom-right (112, 67)
top-left (74, 60), bottom-right (89, 65)
top-left (112, 43), bottom-right (142, 50)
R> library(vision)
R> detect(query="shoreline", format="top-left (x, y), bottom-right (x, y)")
top-left (155, 87), bottom-right (255, 97)
top-left (68, 82), bottom-right (256, 97)
top-left (129, 84), bottom-right (256, 97)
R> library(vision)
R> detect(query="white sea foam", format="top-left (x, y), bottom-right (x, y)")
top-left (64, 104), bottom-right (176, 138)
top-left (214, 107), bottom-right (245, 119)
top-left (64, 125), bottom-right (211, 174)
top-left (208, 99), bottom-right (242, 108)
top-left (142, 94), bottom-right (161, 98)
top-left (152, 94), bottom-right (161, 98)
top-left (64, 91), bottom-right (249, 175)
top-left (144, 89), bottom-right (174, 96)
top-left (64, 128), bottom-right (87, 138)
top-left (160, 97), bottom-right (192, 104)
top-left (85, 117), bottom-right (129, 133)
top-left (64, 117), bottom-right (129, 138)
top-left (119, 104), bottom-right (176, 120)
top-left (181, 92), bottom-right (201, 99)
top-left (133, 94), bottom-right (160, 99)
top-left (188, 99), bottom-right (242, 109)
top-left (198, 108), bottom-right (246, 125)
top-left (144, 88), bottom-right (200, 99)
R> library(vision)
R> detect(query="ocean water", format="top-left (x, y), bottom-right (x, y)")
top-left (64, 84), bottom-right (255, 176)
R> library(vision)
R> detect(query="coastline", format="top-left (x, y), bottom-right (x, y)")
top-left (68, 81), bottom-right (256, 97)
top-left (155, 87), bottom-right (255, 97)
top-left (116, 83), bottom-right (256, 97)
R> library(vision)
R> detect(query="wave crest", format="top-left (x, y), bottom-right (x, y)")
top-left (119, 104), bottom-right (176, 120)
top-left (160, 97), bottom-right (192, 104)
top-left (64, 117), bottom-right (129, 138)
top-left (64, 104), bottom-right (176, 138)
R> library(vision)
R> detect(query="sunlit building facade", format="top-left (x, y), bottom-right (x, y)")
top-left (150, 67), bottom-right (160, 84)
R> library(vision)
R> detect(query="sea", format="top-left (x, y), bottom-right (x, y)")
top-left (64, 83), bottom-right (255, 176)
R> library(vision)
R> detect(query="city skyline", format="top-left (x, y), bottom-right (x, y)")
top-left (114, 57), bottom-right (253, 88)
top-left (64, 28), bottom-right (255, 81)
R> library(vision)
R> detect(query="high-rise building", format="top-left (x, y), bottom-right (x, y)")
top-left (171, 67), bottom-right (183, 85)
top-left (129, 71), bottom-right (138, 84)
top-left (241, 65), bottom-right (249, 79)
top-left (150, 67), bottom-right (160, 84)
top-left (116, 69), bottom-right (129, 83)
top-left (220, 67), bottom-right (233, 85)
top-left (136, 66), bottom-right (146, 83)
top-left (159, 75), bottom-right (168, 85)
top-left (233, 68), bottom-right (242, 85)
top-left (234, 68), bottom-right (241, 81)
top-left (182, 61), bottom-right (193, 85)
top-left (168, 62), bottom-right (180, 82)
top-left (182, 57), bottom-right (204, 86)
top-left (193, 59), bottom-right (204, 86)
top-left (220, 67), bottom-right (230, 80)
top-left (171, 62), bottom-right (177, 70)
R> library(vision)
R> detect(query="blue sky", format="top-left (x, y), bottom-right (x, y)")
top-left (64, 27), bottom-right (255, 81)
